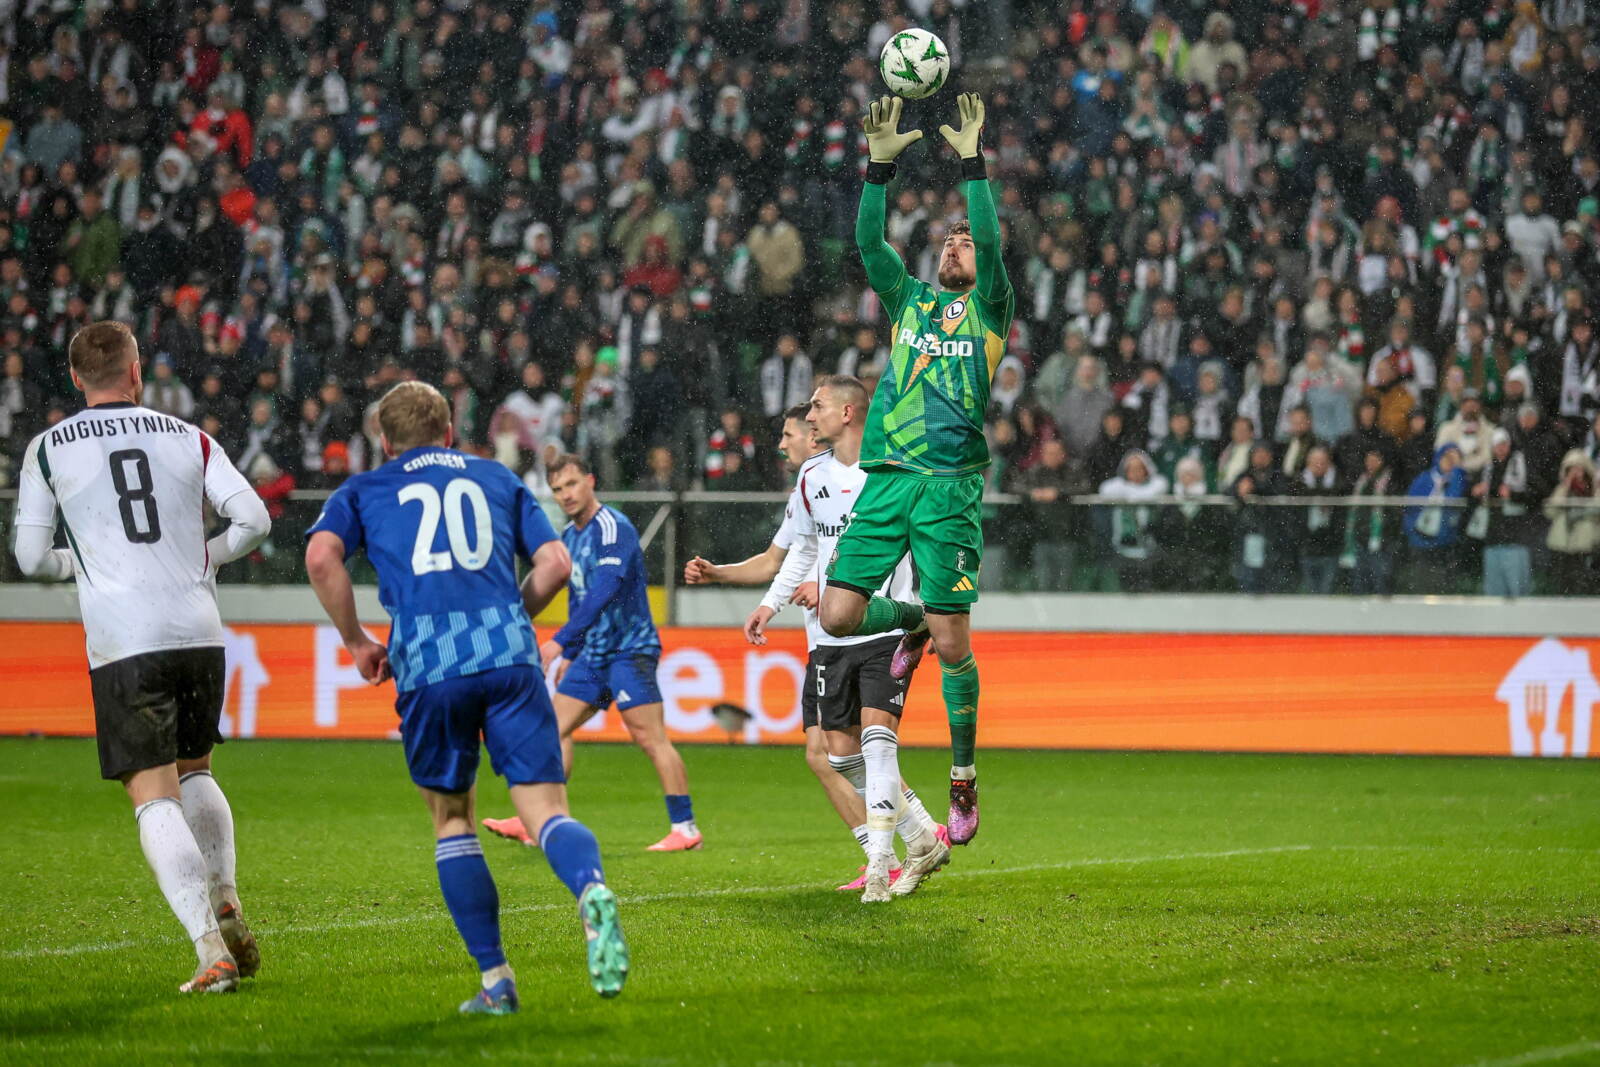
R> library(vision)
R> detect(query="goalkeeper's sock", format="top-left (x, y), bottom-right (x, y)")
top-left (940, 654), bottom-right (980, 770)
top-left (854, 596), bottom-right (925, 637)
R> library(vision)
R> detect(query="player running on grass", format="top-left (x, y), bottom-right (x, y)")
top-left (305, 383), bottom-right (626, 1014)
top-left (684, 404), bottom-right (948, 894)
top-left (818, 94), bottom-right (1012, 845)
top-left (12, 321), bottom-right (271, 994)
top-left (484, 453), bottom-right (701, 853)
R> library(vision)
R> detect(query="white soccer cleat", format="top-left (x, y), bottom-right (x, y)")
top-left (891, 835), bottom-right (951, 897)
top-left (861, 852), bottom-right (894, 903)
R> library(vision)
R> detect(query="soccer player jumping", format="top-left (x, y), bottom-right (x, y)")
top-left (818, 94), bottom-right (1012, 845)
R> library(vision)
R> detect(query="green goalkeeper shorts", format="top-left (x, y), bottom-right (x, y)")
top-left (826, 467), bottom-right (984, 612)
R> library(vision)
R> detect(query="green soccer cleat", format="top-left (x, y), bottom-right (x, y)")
top-left (579, 884), bottom-right (629, 998)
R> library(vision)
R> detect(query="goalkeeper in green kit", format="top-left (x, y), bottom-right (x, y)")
top-left (819, 93), bottom-right (1012, 846)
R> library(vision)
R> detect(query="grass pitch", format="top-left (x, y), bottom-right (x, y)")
top-left (1, 739), bottom-right (1597, 1066)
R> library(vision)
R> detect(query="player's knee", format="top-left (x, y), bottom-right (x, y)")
top-left (804, 747), bottom-right (832, 780)
top-left (819, 601), bottom-right (857, 638)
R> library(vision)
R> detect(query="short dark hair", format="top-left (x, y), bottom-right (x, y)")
top-left (948, 219), bottom-right (971, 238)
top-left (68, 321), bottom-right (137, 391)
top-left (783, 403), bottom-right (811, 422)
top-left (547, 453), bottom-right (591, 479)
top-left (814, 373), bottom-right (868, 408)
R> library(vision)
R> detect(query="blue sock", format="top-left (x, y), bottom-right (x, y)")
top-left (435, 835), bottom-right (505, 971)
top-left (538, 816), bottom-right (606, 900)
top-left (665, 794), bottom-right (694, 825)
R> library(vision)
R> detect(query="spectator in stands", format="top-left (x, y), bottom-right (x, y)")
top-left (1475, 427), bottom-right (1540, 597)
top-left (1232, 442), bottom-right (1290, 594)
top-left (143, 354), bottom-right (194, 420)
top-left (705, 407), bottom-right (756, 485)
top-left (1404, 443), bottom-right (1472, 593)
top-left (1085, 408), bottom-right (1132, 491)
top-left (1295, 446), bottom-right (1346, 593)
top-left (1096, 450), bottom-right (1168, 592)
top-left (1016, 437), bottom-right (1086, 591)
top-left (1153, 456), bottom-right (1229, 592)
top-left (1055, 355), bottom-right (1113, 461)
top-left (1437, 391), bottom-right (1496, 476)
top-left (1346, 447), bottom-right (1403, 596)
top-left (1546, 449), bottom-right (1600, 595)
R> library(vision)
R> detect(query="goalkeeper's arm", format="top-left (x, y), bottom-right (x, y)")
top-left (941, 92), bottom-right (1011, 307)
top-left (856, 96), bottom-right (919, 302)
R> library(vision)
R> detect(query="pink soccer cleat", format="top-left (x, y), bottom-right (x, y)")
top-left (948, 778), bottom-right (979, 844)
top-left (836, 865), bottom-right (903, 892)
top-left (646, 829), bottom-right (703, 852)
top-left (934, 823), bottom-right (952, 848)
top-left (483, 816), bottom-right (533, 845)
top-left (889, 627), bottom-right (933, 682)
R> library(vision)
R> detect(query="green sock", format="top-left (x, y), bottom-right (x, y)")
top-left (855, 596), bottom-right (924, 637)
top-left (940, 654), bottom-right (979, 769)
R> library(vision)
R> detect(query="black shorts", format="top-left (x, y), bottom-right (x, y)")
top-left (90, 647), bottom-right (226, 781)
top-left (811, 635), bottom-right (908, 732)
top-left (802, 657), bottom-right (820, 731)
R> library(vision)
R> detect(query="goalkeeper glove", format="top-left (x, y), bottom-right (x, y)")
top-left (938, 92), bottom-right (986, 159)
top-left (862, 95), bottom-right (924, 163)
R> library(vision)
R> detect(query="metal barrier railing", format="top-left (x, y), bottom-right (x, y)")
top-left (6, 487), bottom-right (1598, 601)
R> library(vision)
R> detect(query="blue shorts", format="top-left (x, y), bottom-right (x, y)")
top-left (395, 665), bottom-right (565, 793)
top-left (557, 651), bottom-right (662, 712)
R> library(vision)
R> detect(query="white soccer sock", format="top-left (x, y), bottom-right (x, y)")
top-left (136, 797), bottom-right (224, 962)
top-left (901, 785), bottom-right (939, 834)
top-left (179, 770), bottom-right (240, 915)
top-left (952, 763), bottom-right (977, 781)
top-left (482, 962), bottom-right (516, 989)
top-left (860, 725), bottom-right (901, 859)
top-left (851, 823), bottom-right (871, 859)
top-left (827, 752), bottom-right (867, 795)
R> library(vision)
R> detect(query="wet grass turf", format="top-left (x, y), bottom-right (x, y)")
top-left (1, 739), bottom-right (1597, 1066)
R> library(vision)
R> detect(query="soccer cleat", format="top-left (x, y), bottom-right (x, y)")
top-left (217, 905), bottom-right (260, 979)
top-left (948, 777), bottom-right (980, 845)
top-left (579, 884), bottom-right (629, 998)
top-left (646, 829), bottom-right (703, 852)
top-left (861, 852), bottom-right (894, 903)
top-left (836, 865), bottom-right (902, 892)
top-left (934, 823), bottom-right (952, 849)
top-left (892, 835), bottom-right (952, 897)
top-left (179, 955), bottom-right (239, 994)
top-left (888, 627), bottom-right (933, 682)
top-left (483, 816), bottom-right (533, 845)
top-left (459, 977), bottom-right (519, 1015)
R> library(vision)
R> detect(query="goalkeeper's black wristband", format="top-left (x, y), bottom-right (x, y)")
top-left (865, 161), bottom-right (897, 184)
top-left (960, 154), bottom-right (987, 181)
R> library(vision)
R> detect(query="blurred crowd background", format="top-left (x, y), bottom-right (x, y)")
top-left (2, 0), bottom-right (1600, 597)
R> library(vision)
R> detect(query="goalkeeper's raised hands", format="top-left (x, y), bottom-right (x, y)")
top-left (938, 92), bottom-right (986, 159)
top-left (862, 96), bottom-right (924, 163)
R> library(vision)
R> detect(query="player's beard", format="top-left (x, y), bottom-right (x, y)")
top-left (938, 262), bottom-right (975, 291)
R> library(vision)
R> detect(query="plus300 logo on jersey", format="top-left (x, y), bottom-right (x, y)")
top-left (897, 328), bottom-right (973, 358)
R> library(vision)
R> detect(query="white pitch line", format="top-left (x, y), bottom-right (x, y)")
top-left (2, 844), bottom-right (1311, 961)
top-left (1463, 1040), bottom-right (1600, 1067)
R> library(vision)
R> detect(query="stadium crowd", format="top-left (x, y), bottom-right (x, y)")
top-left (1, 0), bottom-right (1599, 595)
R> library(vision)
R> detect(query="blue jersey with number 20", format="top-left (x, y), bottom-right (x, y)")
top-left (306, 446), bottom-right (558, 693)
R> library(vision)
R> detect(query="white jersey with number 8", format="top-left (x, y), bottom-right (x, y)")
top-left (14, 403), bottom-right (258, 669)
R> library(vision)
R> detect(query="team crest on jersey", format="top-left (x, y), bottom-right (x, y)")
top-left (944, 299), bottom-right (966, 320)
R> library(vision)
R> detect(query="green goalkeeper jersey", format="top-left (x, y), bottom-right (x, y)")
top-left (855, 178), bottom-right (1014, 477)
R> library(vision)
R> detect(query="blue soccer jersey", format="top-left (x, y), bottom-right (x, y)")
top-left (552, 505), bottom-right (659, 662)
top-left (306, 446), bottom-right (558, 693)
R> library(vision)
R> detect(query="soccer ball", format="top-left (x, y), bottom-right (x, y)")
top-left (878, 28), bottom-right (950, 100)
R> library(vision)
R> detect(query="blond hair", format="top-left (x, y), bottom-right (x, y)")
top-left (378, 381), bottom-right (451, 451)
top-left (68, 321), bottom-right (138, 391)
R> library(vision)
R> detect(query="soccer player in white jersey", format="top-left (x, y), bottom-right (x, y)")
top-left (11, 322), bottom-right (271, 993)
top-left (689, 387), bottom-right (950, 901)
